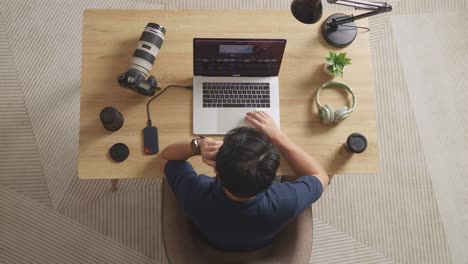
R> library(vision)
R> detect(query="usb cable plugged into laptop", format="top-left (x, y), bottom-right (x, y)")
top-left (144, 84), bottom-right (192, 155)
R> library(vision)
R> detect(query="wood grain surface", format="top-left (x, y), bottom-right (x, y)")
top-left (80, 10), bottom-right (378, 179)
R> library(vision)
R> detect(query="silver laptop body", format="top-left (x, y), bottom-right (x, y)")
top-left (193, 38), bottom-right (287, 135)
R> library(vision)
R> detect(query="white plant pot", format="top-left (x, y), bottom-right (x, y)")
top-left (323, 62), bottom-right (334, 76)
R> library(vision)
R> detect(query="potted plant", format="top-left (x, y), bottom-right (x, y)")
top-left (324, 51), bottom-right (352, 78)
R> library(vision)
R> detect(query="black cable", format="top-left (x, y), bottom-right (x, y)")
top-left (146, 84), bottom-right (192, 126)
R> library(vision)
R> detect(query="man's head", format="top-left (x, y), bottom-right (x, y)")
top-left (216, 127), bottom-right (280, 198)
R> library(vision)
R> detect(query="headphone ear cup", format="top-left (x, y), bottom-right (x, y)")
top-left (319, 104), bottom-right (334, 124)
top-left (335, 106), bottom-right (350, 122)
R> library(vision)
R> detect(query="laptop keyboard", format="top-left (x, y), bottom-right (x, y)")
top-left (202, 82), bottom-right (270, 108)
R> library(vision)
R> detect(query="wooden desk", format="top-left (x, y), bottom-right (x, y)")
top-left (80, 10), bottom-right (378, 181)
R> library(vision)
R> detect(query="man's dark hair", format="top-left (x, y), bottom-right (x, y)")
top-left (216, 127), bottom-right (280, 198)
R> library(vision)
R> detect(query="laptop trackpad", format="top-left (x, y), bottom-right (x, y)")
top-left (217, 109), bottom-right (254, 133)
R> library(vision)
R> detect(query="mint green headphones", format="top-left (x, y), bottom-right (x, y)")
top-left (315, 81), bottom-right (356, 124)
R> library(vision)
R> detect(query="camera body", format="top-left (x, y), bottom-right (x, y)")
top-left (118, 69), bottom-right (157, 96)
top-left (117, 23), bottom-right (165, 97)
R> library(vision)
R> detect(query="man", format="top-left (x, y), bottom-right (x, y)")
top-left (161, 111), bottom-right (329, 251)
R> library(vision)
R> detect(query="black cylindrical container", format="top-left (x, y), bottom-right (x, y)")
top-left (109, 143), bottom-right (129, 162)
top-left (100, 107), bottom-right (124, 131)
top-left (345, 133), bottom-right (368, 154)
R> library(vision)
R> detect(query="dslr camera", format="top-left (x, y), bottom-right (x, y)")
top-left (118, 23), bottom-right (166, 96)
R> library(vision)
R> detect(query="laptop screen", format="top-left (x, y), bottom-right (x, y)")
top-left (193, 38), bottom-right (286, 77)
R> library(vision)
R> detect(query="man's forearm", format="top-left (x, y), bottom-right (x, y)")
top-left (271, 133), bottom-right (329, 189)
top-left (160, 142), bottom-right (193, 161)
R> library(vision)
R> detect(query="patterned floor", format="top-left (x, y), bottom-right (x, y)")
top-left (1, 0), bottom-right (467, 263)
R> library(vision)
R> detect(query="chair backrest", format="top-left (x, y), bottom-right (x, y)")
top-left (161, 178), bottom-right (313, 264)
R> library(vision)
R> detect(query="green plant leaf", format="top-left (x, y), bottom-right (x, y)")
top-left (337, 52), bottom-right (345, 62)
top-left (335, 54), bottom-right (341, 62)
top-left (325, 50), bottom-right (351, 75)
top-left (326, 51), bottom-right (333, 62)
top-left (341, 52), bottom-right (347, 60)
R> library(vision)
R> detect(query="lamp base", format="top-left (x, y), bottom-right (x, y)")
top-left (322, 13), bottom-right (357, 48)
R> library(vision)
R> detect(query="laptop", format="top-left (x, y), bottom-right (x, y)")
top-left (193, 38), bottom-right (287, 135)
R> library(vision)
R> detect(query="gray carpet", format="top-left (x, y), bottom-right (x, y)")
top-left (0, 17), bottom-right (52, 208)
top-left (1, 0), bottom-right (467, 263)
top-left (0, 186), bottom-right (156, 264)
top-left (391, 12), bottom-right (468, 263)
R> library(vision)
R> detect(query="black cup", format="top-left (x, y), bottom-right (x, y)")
top-left (100, 107), bottom-right (124, 131)
top-left (345, 133), bottom-right (368, 154)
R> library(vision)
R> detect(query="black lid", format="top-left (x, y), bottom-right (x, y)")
top-left (100, 107), bottom-right (117, 124)
top-left (346, 133), bottom-right (368, 154)
top-left (109, 143), bottom-right (129, 162)
top-left (147, 23), bottom-right (166, 34)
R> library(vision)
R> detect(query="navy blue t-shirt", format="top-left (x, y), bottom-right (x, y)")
top-left (164, 160), bottom-right (323, 251)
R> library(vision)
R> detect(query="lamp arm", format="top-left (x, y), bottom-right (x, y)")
top-left (327, 0), bottom-right (392, 26)
top-left (328, 0), bottom-right (391, 10)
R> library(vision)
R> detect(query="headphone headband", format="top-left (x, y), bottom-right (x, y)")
top-left (315, 81), bottom-right (356, 114)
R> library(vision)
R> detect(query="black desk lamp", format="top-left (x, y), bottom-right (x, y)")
top-left (291, 0), bottom-right (392, 48)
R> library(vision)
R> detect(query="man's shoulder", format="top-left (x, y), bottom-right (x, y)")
top-left (164, 160), bottom-right (215, 191)
top-left (266, 176), bottom-right (323, 199)
top-left (263, 181), bottom-right (297, 202)
top-left (267, 176), bottom-right (316, 191)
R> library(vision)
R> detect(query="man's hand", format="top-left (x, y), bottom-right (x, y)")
top-left (199, 138), bottom-right (223, 167)
top-left (245, 111), bottom-right (285, 143)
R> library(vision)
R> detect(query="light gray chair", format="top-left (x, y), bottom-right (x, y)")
top-left (162, 178), bottom-right (313, 264)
